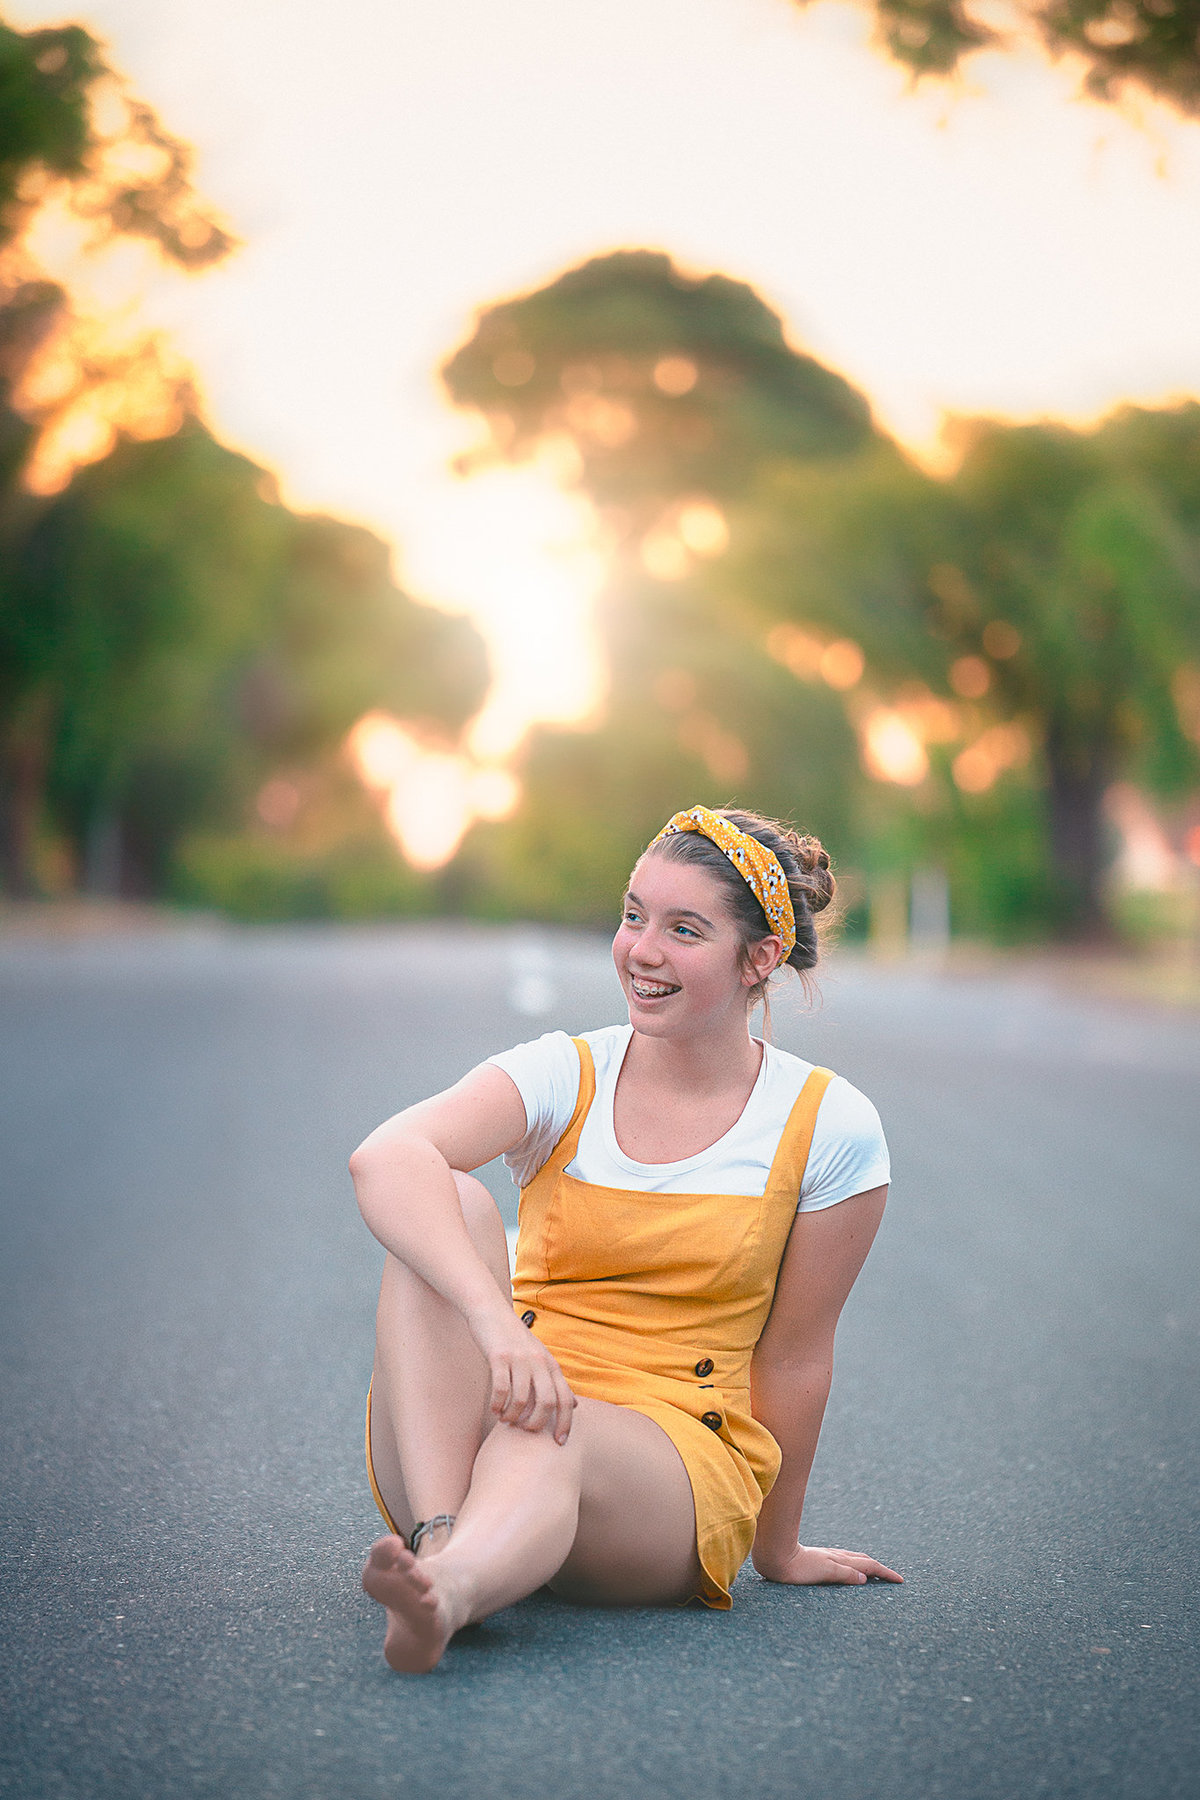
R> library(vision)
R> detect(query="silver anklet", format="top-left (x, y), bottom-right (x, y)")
top-left (408, 1513), bottom-right (455, 1554)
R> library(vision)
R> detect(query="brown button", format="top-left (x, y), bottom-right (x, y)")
top-left (520, 1310), bottom-right (536, 1327)
top-left (701, 1411), bottom-right (723, 1432)
top-left (694, 1358), bottom-right (714, 1378)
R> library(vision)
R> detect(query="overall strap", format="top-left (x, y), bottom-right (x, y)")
top-left (765, 1066), bottom-right (835, 1201)
top-left (541, 1036), bottom-right (597, 1174)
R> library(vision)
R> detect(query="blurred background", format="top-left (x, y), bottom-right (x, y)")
top-left (3, 16), bottom-right (1199, 1789)
top-left (2, 0), bottom-right (1200, 973)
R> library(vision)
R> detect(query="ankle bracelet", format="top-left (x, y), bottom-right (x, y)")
top-left (408, 1513), bottom-right (455, 1554)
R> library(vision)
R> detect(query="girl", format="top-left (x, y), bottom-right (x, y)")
top-left (352, 805), bottom-right (900, 1672)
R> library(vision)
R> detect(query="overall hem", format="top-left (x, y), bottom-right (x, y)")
top-left (364, 1380), bottom-right (404, 1537)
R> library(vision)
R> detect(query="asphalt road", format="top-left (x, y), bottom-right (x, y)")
top-left (1, 921), bottom-right (1197, 1800)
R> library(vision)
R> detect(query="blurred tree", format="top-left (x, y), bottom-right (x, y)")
top-left (0, 12), bottom-right (234, 892)
top-left (8, 422), bottom-right (283, 893)
top-left (6, 419), bottom-right (488, 895)
top-left (443, 250), bottom-right (880, 912)
top-left (0, 14), bottom-right (232, 495)
top-left (790, 0), bottom-right (1200, 118)
top-left (730, 412), bottom-right (1200, 936)
top-left (0, 13), bottom-right (487, 900)
top-left (0, 16), bottom-right (234, 262)
top-left (443, 249), bottom-right (875, 536)
top-left (446, 252), bottom-right (1199, 938)
top-left (1, 21), bottom-right (96, 227)
top-left (948, 413), bottom-right (1200, 931)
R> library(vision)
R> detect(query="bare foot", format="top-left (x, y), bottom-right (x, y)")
top-left (361, 1535), bottom-right (454, 1673)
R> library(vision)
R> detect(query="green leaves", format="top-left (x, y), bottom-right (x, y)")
top-left (440, 249), bottom-right (1200, 939)
top-left (0, 24), bottom-right (98, 232)
top-left (789, 0), bottom-right (1200, 119)
top-left (1, 420), bottom-right (489, 896)
top-left (0, 17), bottom-right (233, 264)
top-left (442, 250), bottom-right (877, 523)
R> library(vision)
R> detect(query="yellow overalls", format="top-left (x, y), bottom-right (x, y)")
top-left (366, 1038), bottom-right (833, 1609)
top-left (511, 1039), bottom-right (834, 1608)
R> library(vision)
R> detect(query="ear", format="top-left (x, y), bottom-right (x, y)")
top-left (743, 936), bottom-right (784, 987)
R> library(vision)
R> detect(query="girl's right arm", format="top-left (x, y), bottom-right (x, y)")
top-left (349, 1064), bottom-right (577, 1444)
top-left (749, 1186), bottom-right (901, 1584)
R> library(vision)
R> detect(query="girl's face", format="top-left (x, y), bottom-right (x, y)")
top-left (612, 852), bottom-right (771, 1041)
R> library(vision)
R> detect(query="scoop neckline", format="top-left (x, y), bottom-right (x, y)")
top-left (600, 1025), bottom-right (772, 1175)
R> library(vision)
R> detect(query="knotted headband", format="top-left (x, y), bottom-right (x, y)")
top-left (649, 805), bottom-right (797, 961)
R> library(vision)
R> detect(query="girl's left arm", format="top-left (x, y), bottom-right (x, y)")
top-left (749, 1185), bottom-right (903, 1586)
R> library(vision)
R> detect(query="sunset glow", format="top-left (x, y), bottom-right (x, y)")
top-left (7, 0), bottom-right (1200, 878)
top-left (640, 497), bottom-right (731, 583)
top-left (401, 462), bottom-right (607, 765)
top-left (346, 713), bottom-right (519, 870)
top-left (9, 202), bottom-right (191, 493)
top-left (861, 708), bottom-right (930, 787)
top-left (5, 0), bottom-right (1196, 700)
top-left (951, 723), bottom-right (1034, 794)
top-left (767, 625), bottom-right (866, 692)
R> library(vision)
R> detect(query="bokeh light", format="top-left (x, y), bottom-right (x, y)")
top-left (861, 708), bottom-right (930, 786)
top-left (400, 461), bottom-right (607, 766)
top-left (346, 712), bottom-right (519, 870)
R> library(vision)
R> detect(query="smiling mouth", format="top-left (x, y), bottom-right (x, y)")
top-left (630, 977), bottom-right (681, 1000)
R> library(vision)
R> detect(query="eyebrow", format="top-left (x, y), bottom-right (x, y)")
top-left (624, 890), bottom-right (716, 930)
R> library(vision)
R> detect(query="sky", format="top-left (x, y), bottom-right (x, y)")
top-left (10, 0), bottom-right (1200, 756)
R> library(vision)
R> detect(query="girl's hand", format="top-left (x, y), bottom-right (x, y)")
top-left (466, 1301), bottom-right (577, 1445)
top-left (753, 1543), bottom-right (903, 1586)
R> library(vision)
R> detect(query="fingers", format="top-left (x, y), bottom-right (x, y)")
top-left (831, 1540), bottom-right (906, 1584)
top-left (490, 1359), bottom-right (513, 1421)
top-left (551, 1370), bottom-right (578, 1445)
top-left (827, 1548), bottom-right (905, 1583)
top-left (489, 1349), bottom-right (577, 1444)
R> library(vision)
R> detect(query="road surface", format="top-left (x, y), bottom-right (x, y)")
top-left (1, 921), bottom-right (1197, 1799)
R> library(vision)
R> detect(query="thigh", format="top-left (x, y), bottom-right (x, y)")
top-left (548, 1399), bottom-right (703, 1606)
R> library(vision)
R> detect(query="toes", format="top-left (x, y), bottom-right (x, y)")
top-left (365, 1534), bottom-right (408, 1571)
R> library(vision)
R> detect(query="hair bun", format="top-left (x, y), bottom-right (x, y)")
top-left (794, 834), bottom-right (834, 913)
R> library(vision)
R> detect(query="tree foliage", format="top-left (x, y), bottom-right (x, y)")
top-left (2, 415), bottom-right (488, 898)
top-left (0, 13), bottom-right (488, 902)
top-left (0, 11), bottom-right (236, 507)
top-left (446, 249), bottom-right (1200, 941)
top-left (734, 411), bottom-right (1200, 933)
top-left (793, 0), bottom-right (1200, 118)
top-left (0, 17), bottom-right (234, 263)
top-left (444, 250), bottom-right (880, 916)
top-left (443, 249), bottom-right (877, 531)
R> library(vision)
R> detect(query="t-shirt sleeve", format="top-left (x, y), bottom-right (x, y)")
top-left (797, 1076), bottom-right (890, 1213)
top-left (486, 1031), bottom-right (582, 1190)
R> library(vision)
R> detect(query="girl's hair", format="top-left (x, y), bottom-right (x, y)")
top-left (646, 807), bottom-right (835, 1016)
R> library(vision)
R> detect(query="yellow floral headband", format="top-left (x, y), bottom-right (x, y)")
top-left (650, 805), bottom-right (796, 961)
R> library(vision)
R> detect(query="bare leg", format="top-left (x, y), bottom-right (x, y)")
top-left (363, 1398), bottom-right (702, 1671)
top-left (363, 1175), bottom-right (703, 1671)
top-left (548, 1400), bottom-right (703, 1605)
top-left (366, 1172), bottom-right (577, 1671)
top-left (366, 1171), bottom-right (511, 1538)
top-left (363, 1419), bottom-right (581, 1671)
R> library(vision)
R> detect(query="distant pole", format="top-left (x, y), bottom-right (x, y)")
top-left (869, 873), bottom-right (908, 960)
top-left (910, 867), bottom-right (950, 961)
top-left (83, 811), bottom-right (122, 898)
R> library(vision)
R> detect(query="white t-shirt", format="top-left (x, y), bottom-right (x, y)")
top-left (487, 1025), bottom-right (889, 1213)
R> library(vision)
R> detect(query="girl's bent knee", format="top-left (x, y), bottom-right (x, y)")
top-left (452, 1174), bottom-right (511, 1286)
top-left (453, 1170), bottom-right (502, 1227)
